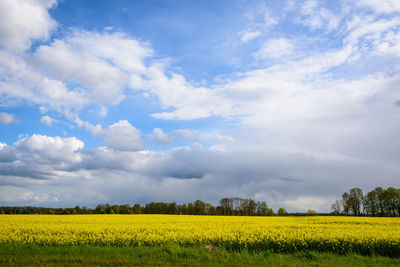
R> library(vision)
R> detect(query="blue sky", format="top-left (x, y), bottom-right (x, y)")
top-left (0, 0), bottom-right (400, 211)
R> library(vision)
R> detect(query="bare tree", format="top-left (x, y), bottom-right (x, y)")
top-left (330, 200), bottom-right (342, 215)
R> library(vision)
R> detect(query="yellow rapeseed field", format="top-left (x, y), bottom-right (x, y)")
top-left (0, 215), bottom-right (399, 256)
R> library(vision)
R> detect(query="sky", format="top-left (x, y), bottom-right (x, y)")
top-left (0, 0), bottom-right (399, 212)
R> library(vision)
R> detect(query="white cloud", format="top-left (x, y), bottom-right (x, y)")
top-left (144, 64), bottom-right (232, 120)
top-left (170, 129), bottom-right (199, 141)
top-left (150, 128), bottom-right (199, 144)
top-left (0, 0), bottom-right (57, 53)
top-left (344, 17), bottom-right (400, 47)
top-left (1, 139), bottom-right (398, 210)
top-left (0, 143), bottom-right (16, 163)
top-left (33, 40), bottom-right (125, 104)
top-left (239, 4), bottom-right (278, 45)
top-left (300, 0), bottom-right (318, 16)
top-left (40, 115), bottom-right (58, 126)
top-left (32, 30), bottom-right (152, 105)
top-left (216, 135), bottom-right (235, 143)
top-left (0, 50), bottom-right (90, 110)
top-left (14, 134), bottom-right (83, 163)
top-left (297, 0), bottom-right (340, 31)
top-left (98, 106), bottom-right (108, 118)
top-left (99, 120), bottom-right (144, 152)
top-left (356, 0), bottom-right (400, 14)
top-left (373, 30), bottom-right (400, 56)
top-left (254, 38), bottom-right (294, 59)
top-left (151, 128), bottom-right (172, 144)
top-left (39, 106), bottom-right (48, 114)
top-left (284, 196), bottom-right (328, 212)
top-left (0, 27), bottom-right (153, 113)
top-left (240, 31), bottom-right (262, 42)
top-left (0, 112), bottom-right (16, 124)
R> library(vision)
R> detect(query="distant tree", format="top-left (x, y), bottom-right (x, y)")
top-left (95, 204), bottom-right (106, 214)
top-left (341, 192), bottom-right (350, 215)
top-left (205, 203), bottom-right (216, 215)
top-left (256, 201), bottom-right (269, 216)
top-left (219, 198), bottom-right (232, 215)
top-left (111, 205), bottom-right (120, 214)
top-left (232, 197), bottom-right (243, 215)
top-left (277, 208), bottom-right (288, 216)
top-left (64, 208), bottom-right (76, 214)
top-left (81, 206), bottom-right (89, 214)
top-left (133, 204), bottom-right (141, 214)
top-left (330, 200), bottom-right (342, 215)
top-left (306, 209), bottom-right (317, 216)
top-left (241, 198), bottom-right (249, 216)
top-left (105, 204), bottom-right (113, 214)
top-left (181, 203), bottom-right (188, 215)
top-left (47, 209), bottom-right (55, 215)
top-left (246, 198), bottom-right (257, 216)
top-left (215, 206), bottom-right (224, 215)
top-left (168, 202), bottom-right (178, 214)
top-left (364, 190), bottom-right (379, 216)
top-left (187, 203), bottom-right (194, 215)
top-left (194, 200), bottom-right (206, 215)
top-left (382, 187), bottom-right (398, 216)
top-left (74, 205), bottom-right (82, 214)
top-left (335, 186), bottom-right (400, 217)
top-left (348, 188), bottom-right (364, 216)
top-left (395, 188), bottom-right (400, 216)
top-left (374, 187), bottom-right (385, 216)
top-left (266, 208), bottom-right (274, 216)
top-left (119, 204), bottom-right (131, 214)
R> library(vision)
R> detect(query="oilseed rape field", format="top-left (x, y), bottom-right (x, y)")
top-left (1, 215), bottom-right (399, 257)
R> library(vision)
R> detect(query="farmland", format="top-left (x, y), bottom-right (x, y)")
top-left (1, 215), bottom-right (399, 263)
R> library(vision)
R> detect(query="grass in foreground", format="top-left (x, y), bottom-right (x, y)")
top-left (1, 244), bottom-right (400, 267)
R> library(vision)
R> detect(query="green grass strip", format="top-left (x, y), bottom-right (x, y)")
top-left (1, 244), bottom-right (400, 266)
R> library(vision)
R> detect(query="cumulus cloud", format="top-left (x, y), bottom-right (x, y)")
top-left (0, 143), bottom-right (16, 163)
top-left (0, 135), bottom-right (84, 181)
top-left (98, 120), bottom-right (144, 152)
top-left (14, 134), bottom-right (84, 163)
top-left (0, 113), bottom-right (16, 124)
top-left (143, 64), bottom-right (232, 120)
top-left (0, 1), bottom-right (152, 112)
top-left (0, 50), bottom-right (91, 110)
top-left (150, 128), bottom-right (172, 144)
top-left (33, 31), bottom-right (152, 104)
top-left (0, 0), bottom-right (57, 53)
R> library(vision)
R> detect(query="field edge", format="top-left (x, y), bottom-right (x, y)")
top-left (1, 243), bottom-right (400, 267)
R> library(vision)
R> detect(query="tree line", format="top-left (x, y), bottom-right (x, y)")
top-left (0, 197), bottom-right (277, 216)
top-left (331, 186), bottom-right (400, 216)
